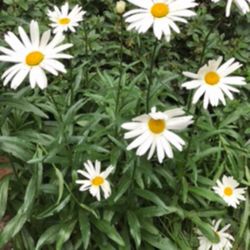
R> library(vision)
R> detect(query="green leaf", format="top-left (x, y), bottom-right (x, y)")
top-left (53, 166), bottom-right (64, 204)
top-left (0, 167), bottom-right (38, 247)
top-left (35, 224), bottom-right (61, 250)
top-left (113, 175), bottom-right (132, 202)
top-left (0, 136), bottom-right (34, 161)
top-left (79, 211), bottom-right (91, 250)
top-left (127, 211), bottom-right (141, 248)
top-left (142, 232), bottom-right (178, 250)
top-left (189, 187), bottom-right (224, 203)
top-left (92, 219), bottom-right (125, 246)
top-left (193, 147), bottom-right (223, 162)
top-left (0, 97), bottom-right (48, 118)
top-left (135, 188), bottom-right (168, 209)
top-left (56, 220), bottom-right (76, 250)
top-left (0, 176), bottom-right (9, 219)
top-left (136, 206), bottom-right (179, 218)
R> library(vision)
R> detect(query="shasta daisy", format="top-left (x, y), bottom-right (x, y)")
top-left (76, 160), bottom-right (114, 201)
top-left (182, 57), bottom-right (246, 109)
top-left (0, 20), bottom-right (72, 89)
top-left (48, 2), bottom-right (86, 33)
top-left (124, 0), bottom-right (198, 41)
top-left (121, 107), bottom-right (193, 163)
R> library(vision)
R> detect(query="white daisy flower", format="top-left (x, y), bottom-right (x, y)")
top-left (211, 0), bottom-right (250, 17)
top-left (121, 107), bottom-right (193, 163)
top-left (76, 160), bottom-right (114, 201)
top-left (212, 175), bottom-right (247, 208)
top-left (197, 219), bottom-right (234, 250)
top-left (0, 20), bottom-right (72, 90)
top-left (48, 2), bottom-right (86, 34)
top-left (123, 0), bottom-right (198, 41)
top-left (182, 57), bottom-right (246, 109)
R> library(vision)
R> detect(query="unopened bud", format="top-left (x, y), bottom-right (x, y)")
top-left (116, 1), bottom-right (126, 14)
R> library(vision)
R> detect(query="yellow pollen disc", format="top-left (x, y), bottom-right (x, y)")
top-left (204, 71), bottom-right (220, 85)
top-left (148, 118), bottom-right (166, 134)
top-left (151, 3), bottom-right (169, 18)
top-left (58, 17), bottom-right (71, 25)
top-left (92, 176), bottom-right (104, 186)
top-left (224, 186), bottom-right (233, 196)
top-left (25, 51), bottom-right (44, 66)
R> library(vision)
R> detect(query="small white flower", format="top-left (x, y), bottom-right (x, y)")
top-left (76, 160), bottom-right (114, 201)
top-left (48, 2), bottom-right (86, 34)
top-left (116, 1), bottom-right (126, 14)
top-left (0, 20), bottom-right (72, 89)
top-left (197, 219), bottom-right (234, 250)
top-left (213, 175), bottom-right (247, 208)
top-left (211, 0), bottom-right (250, 17)
top-left (182, 57), bottom-right (246, 109)
top-left (121, 107), bottom-right (193, 163)
top-left (123, 0), bottom-right (198, 41)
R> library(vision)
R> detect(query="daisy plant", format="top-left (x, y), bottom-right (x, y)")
top-left (213, 175), bottom-right (247, 208)
top-left (123, 0), bottom-right (198, 41)
top-left (182, 57), bottom-right (246, 109)
top-left (121, 107), bottom-right (193, 163)
top-left (0, 20), bottom-right (72, 89)
top-left (76, 160), bottom-right (114, 201)
top-left (48, 2), bottom-right (86, 33)
top-left (211, 0), bottom-right (250, 17)
top-left (197, 219), bottom-right (234, 250)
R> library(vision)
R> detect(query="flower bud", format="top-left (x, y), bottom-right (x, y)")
top-left (116, 1), bottom-right (126, 14)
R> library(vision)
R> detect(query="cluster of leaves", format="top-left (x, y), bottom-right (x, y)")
top-left (0, 0), bottom-right (249, 249)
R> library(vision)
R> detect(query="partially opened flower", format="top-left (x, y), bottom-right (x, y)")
top-left (0, 20), bottom-right (72, 89)
top-left (123, 0), bottom-right (198, 41)
top-left (213, 175), bottom-right (247, 208)
top-left (76, 160), bottom-right (114, 201)
top-left (48, 2), bottom-right (86, 33)
top-left (121, 107), bottom-right (193, 163)
top-left (182, 57), bottom-right (246, 109)
top-left (197, 219), bottom-right (234, 250)
top-left (116, 1), bottom-right (126, 14)
top-left (211, 0), bottom-right (250, 17)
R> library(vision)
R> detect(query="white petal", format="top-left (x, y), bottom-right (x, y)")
top-left (10, 68), bottom-right (29, 89)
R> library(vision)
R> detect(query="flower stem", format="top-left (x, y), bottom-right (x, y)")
top-left (66, 35), bottom-right (74, 106)
top-left (115, 15), bottom-right (124, 115)
top-left (146, 40), bottom-right (158, 113)
top-left (84, 22), bottom-right (89, 87)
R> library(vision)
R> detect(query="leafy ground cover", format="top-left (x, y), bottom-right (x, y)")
top-left (0, 0), bottom-right (249, 249)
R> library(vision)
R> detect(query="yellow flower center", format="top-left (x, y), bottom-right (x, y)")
top-left (92, 176), bottom-right (104, 186)
top-left (58, 17), bottom-right (71, 25)
top-left (224, 186), bottom-right (233, 197)
top-left (148, 118), bottom-right (166, 134)
top-left (25, 51), bottom-right (44, 66)
top-left (204, 71), bottom-right (220, 85)
top-left (151, 3), bottom-right (169, 18)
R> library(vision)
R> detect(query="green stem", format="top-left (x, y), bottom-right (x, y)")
top-left (146, 40), bottom-right (158, 113)
top-left (115, 15), bottom-right (124, 115)
top-left (84, 22), bottom-right (89, 87)
top-left (46, 91), bottom-right (63, 123)
top-left (67, 35), bottom-right (74, 106)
